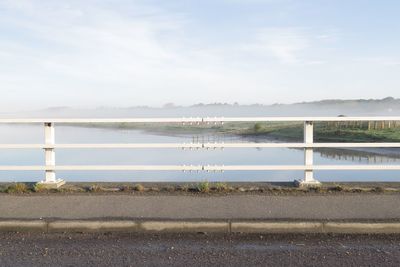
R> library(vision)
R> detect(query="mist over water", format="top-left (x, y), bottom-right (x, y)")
top-left (1, 97), bottom-right (400, 118)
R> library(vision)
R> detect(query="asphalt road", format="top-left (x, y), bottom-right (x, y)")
top-left (0, 194), bottom-right (399, 220)
top-left (0, 233), bottom-right (399, 266)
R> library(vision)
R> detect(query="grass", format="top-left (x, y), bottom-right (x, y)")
top-left (197, 181), bottom-right (210, 193)
top-left (6, 183), bottom-right (29, 193)
top-left (314, 128), bottom-right (400, 142)
top-left (0, 182), bottom-right (398, 195)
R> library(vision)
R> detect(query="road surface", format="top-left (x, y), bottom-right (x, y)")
top-left (0, 194), bottom-right (399, 220)
top-left (0, 233), bottom-right (399, 266)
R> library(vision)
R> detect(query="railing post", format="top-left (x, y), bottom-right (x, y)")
top-left (295, 121), bottom-right (321, 187)
top-left (45, 122), bottom-right (56, 183)
top-left (37, 122), bottom-right (65, 188)
top-left (304, 121), bottom-right (314, 182)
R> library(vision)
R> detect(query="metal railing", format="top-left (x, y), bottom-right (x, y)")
top-left (1, 117), bottom-right (400, 186)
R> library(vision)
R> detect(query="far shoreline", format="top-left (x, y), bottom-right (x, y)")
top-left (60, 122), bottom-right (400, 159)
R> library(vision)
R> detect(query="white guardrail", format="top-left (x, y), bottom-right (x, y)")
top-left (1, 117), bottom-right (400, 187)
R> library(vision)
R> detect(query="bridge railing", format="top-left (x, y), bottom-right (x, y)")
top-left (1, 117), bottom-right (400, 187)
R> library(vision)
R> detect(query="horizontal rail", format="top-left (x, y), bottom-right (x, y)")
top-left (1, 165), bottom-right (400, 171)
top-left (1, 143), bottom-right (400, 149)
top-left (1, 116), bottom-right (400, 123)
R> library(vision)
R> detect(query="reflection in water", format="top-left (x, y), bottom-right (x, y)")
top-left (238, 134), bottom-right (400, 163)
top-left (315, 148), bottom-right (400, 164)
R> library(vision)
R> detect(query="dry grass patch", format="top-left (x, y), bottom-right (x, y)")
top-left (6, 183), bottom-right (29, 194)
top-left (134, 184), bottom-right (145, 192)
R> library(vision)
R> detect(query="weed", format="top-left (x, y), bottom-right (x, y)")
top-left (87, 185), bottom-right (102, 192)
top-left (178, 184), bottom-right (190, 192)
top-left (329, 185), bottom-right (344, 192)
top-left (33, 183), bottom-right (47, 192)
top-left (373, 186), bottom-right (385, 193)
top-left (214, 182), bottom-right (228, 192)
top-left (120, 185), bottom-right (133, 192)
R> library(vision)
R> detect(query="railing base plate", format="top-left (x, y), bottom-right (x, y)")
top-left (294, 179), bottom-right (321, 188)
top-left (37, 179), bottom-right (66, 189)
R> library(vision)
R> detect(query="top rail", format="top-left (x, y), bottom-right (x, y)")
top-left (1, 116), bottom-right (400, 123)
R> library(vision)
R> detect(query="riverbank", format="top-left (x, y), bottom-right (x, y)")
top-left (70, 121), bottom-right (400, 143)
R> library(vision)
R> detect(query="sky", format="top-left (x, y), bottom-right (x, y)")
top-left (0, 0), bottom-right (399, 110)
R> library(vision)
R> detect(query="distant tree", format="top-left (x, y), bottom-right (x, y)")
top-left (254, 123), bottom-right (263, 132)
top-left (163, 103), bottom-right (176, 108)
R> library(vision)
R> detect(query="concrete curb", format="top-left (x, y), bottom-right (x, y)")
top-left (231, 221), bottom-right (324, 233)
top-left (1, 220), bottom-right (400, 234)
top-left (0, 220), bottom-right (47, 232)
top-left (323, 222), bottom-right (400, 234)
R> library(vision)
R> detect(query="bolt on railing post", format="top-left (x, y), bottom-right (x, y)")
top-left (295, 121), bottom-right (321, 187)
top-left (37, 122), bottom-right (65, 188)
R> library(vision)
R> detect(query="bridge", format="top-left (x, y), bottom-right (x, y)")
top-left (1, 117), bottom-right (400, 188)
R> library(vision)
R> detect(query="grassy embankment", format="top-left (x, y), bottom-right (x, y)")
top-left (242, 122), bottom-right (400, 142)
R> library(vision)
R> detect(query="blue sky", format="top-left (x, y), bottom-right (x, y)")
top-left (0, 0), bottom-right (399, 110)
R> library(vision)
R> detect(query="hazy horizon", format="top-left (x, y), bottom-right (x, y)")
top-left (1, 96), bottom-right (399, 117)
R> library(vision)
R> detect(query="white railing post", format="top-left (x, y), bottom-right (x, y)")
top-left (37, 122), bottom-right (65, 188)
top-left (45, 122), bottom-right (56, 182)
top-left (304, 121), bottom-right (314, 181)
top-left (295, 121), bottom-right (321, 187)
